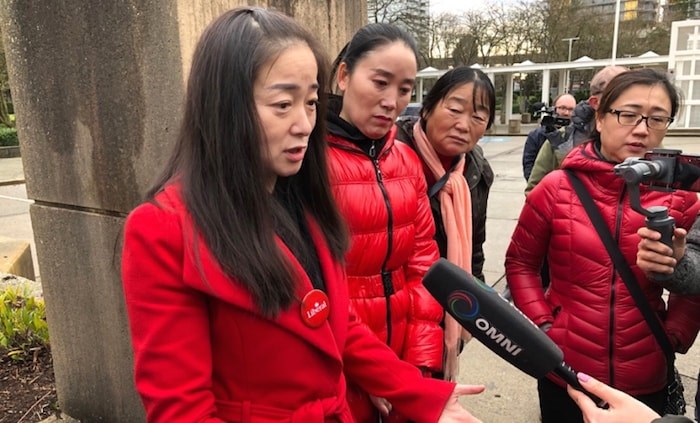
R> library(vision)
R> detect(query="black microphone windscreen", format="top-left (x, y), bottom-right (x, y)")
top-left (423, 259), bottom-right (563, 379)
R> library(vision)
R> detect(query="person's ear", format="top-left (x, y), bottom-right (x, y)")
top-left (336, 62), bottom-right (349, 92)
top-left (588, 95), bottom-right (600, 110)
top-left (596, 114), bottom-right (604, 133)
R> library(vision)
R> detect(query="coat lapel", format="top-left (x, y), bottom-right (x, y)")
top-left (191, 217), bottom-right (345, 363)
top-left (272, 218), bottom-right (346, 362)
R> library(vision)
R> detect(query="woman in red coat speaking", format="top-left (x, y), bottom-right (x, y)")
top-left (121, 7), bottom-right (484, 423)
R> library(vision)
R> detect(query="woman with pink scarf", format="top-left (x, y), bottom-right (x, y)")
top-left (396, 67), bottom-right (496, 379)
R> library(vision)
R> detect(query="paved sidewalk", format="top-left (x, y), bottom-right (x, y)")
top-left (1, 136), bottom-right (698, 421)
top-left (0, 156), bottom-right (25, 186)
top-left (0, 157), bottom-right (36, 277)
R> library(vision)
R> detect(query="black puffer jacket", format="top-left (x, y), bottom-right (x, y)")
top-left (396, 117), bottom-right (494, 282)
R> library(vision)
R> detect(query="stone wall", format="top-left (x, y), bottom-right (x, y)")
top-left (0, 1), bottom-right (365, 421)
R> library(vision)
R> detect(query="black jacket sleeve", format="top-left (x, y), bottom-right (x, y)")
top-left (522, 127), bottom-right (546, 180)
top-left (651, 416), bottom-right (693, 422)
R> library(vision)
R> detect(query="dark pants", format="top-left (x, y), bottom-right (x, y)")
top-left (695, 370), bottom-right (700, 421)
top-left (537, 377), bottom-right (666, 423)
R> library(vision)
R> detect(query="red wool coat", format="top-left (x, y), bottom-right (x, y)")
top-left (506, 141), bottom-right (700, 395)
top-left (121, 185), bottom-right (454, 423)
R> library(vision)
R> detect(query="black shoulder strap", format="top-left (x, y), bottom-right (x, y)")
top-left (428, 154), bottom-right (464, 199)
top-left (564, 170), bottom-right (676, 374)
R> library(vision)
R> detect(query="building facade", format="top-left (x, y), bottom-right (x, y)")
top-left (579, 0), bottom-right (659, 22)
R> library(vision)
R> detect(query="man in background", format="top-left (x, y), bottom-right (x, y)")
top-left (522, 93), bottom-right (576, 181)
top-left (525, 65), bottom-right (628, 194)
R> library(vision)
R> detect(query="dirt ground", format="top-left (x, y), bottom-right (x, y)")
top-left (0, 348), bottom-right (58, 423)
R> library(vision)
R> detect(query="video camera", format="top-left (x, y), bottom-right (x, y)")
top-left (538, 106), bottom-right (570, 131)
top-left (614, 149), bottom-right (700, 280)
top-left (615, 149), bottom-right (700, 192)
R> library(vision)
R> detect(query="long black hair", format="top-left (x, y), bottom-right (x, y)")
top-left (147, 7), bottom-right (347, 316)
top-left (419, 66), bottom-right (496, 130)
top-left (330, 22), bottom-right (419, 88)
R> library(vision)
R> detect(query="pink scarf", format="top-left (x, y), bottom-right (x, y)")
top-left (412, 120), bottom-right (473, 382)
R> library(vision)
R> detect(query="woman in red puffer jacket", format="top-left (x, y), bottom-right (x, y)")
top-left (325, 23), bottom-right (444, 423)
top-left (506, 69), bottom-right (700, 423)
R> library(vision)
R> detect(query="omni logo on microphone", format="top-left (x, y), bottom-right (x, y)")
top-left (448, 291), bottom-right (479, 320)
top-left (448, 290), bottom-right (523, 357)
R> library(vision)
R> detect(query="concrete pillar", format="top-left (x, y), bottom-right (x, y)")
top-left (418, 78), bottom-right (424, 102)
top-left (541, 69), bottom-right (551, 106)
top-left (558, 69), bottom-right (567, 95)
top-left (486, 72), bottom-right (495, 88)
top-left (0, 1), bottom-right (365, 421)
top-left (505, 73), bottom-right (514, 123)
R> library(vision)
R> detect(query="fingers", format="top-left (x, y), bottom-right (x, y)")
top-left (637, 227), bottom-right (686, 259)
top-left (637, 227), bottom-right (679, 275)
top-left (671, 228), bottom-right (687, 261)
top-left (369, 395), bottom-right (392, 416)
top-left (637, 226), bottom-right (661, 241)
top-left (568, 373), bottom-right (661, 423)
top-left (637, 236), bottom-right (674, 256)
top-left (637, 248), bottom-right (676, 274)
top-left (572, 373), bottom-right (625, 406)
top-left (452, 384), bottom-right (486, 396)
top-left (673, 227), bottom-right (688, 240)
top-left (567, 384), bottom-right (598, 420)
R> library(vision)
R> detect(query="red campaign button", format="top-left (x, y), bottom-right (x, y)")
top-left (300, 289), bottom-right (330, 328)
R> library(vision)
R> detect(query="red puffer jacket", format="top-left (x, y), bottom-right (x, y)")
top-left (506, 141), bottom-right (700, 395)
top-left (327, 126), bottom-right (443, 369)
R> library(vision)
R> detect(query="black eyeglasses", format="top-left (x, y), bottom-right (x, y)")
top-left (608, 109), bottom-right (674, 130)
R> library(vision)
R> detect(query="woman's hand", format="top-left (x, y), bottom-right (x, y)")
top-left (567, 372), bottom-right (661, 423)
top-left (637, 227), bottom-right (687, 277)
top-left (369, 395), bottom-right (392, 416)
top-left (437, 384), bottom-right (485, 422)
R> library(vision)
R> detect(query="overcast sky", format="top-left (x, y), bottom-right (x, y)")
top-left (430, 0), bottom-right (523, 15)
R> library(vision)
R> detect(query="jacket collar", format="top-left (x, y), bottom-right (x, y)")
top-left (398, 116), bottom-right (489, 190)
top-left (560, 140), bottom-right (625, 193)
top-left (326, 95), bottom-right (393, 157)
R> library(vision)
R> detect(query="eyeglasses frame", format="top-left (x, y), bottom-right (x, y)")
top-left (607, 108), bottom-right (674, 130)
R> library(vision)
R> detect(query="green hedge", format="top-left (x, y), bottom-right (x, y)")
top-left (0, 286), bottom-right (49, 361)
top-left (0, 127), bottom-right (18, 147)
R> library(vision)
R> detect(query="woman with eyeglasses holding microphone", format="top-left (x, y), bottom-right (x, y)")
top-left (505, 68), bottom-right (700, 423)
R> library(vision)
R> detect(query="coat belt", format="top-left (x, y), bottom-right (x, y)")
top-left (215, 395), bottom-right (349, 422)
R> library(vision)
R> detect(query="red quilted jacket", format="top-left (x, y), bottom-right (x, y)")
top-left (326, 125), bottom-right (443, 370)
top-left (506, 141), bottom-right (700, 395)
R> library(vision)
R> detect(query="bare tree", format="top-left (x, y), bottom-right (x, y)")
top-left (497, 2), bottom-right (543, 65)
top-left (458, 7), bottom-right (509, 66)
top-left (424, 12), bottom-right (464, 66)
top-left (420, 0), bottom-right (670, 71)
top-left (367, 0), bottom-right (431, 66)
top-left (452, 33), bottom-right (480, 66)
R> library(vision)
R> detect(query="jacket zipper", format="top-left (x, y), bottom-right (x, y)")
top-left (370, 141), bottom-right (396, 346)
top-left (329, 139), bottom-right (396, 347)
top-left (608, 186), bottom-right (626, 386)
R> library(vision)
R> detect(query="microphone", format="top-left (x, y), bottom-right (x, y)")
top-left (423, 258), bottom-right (605, 407)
